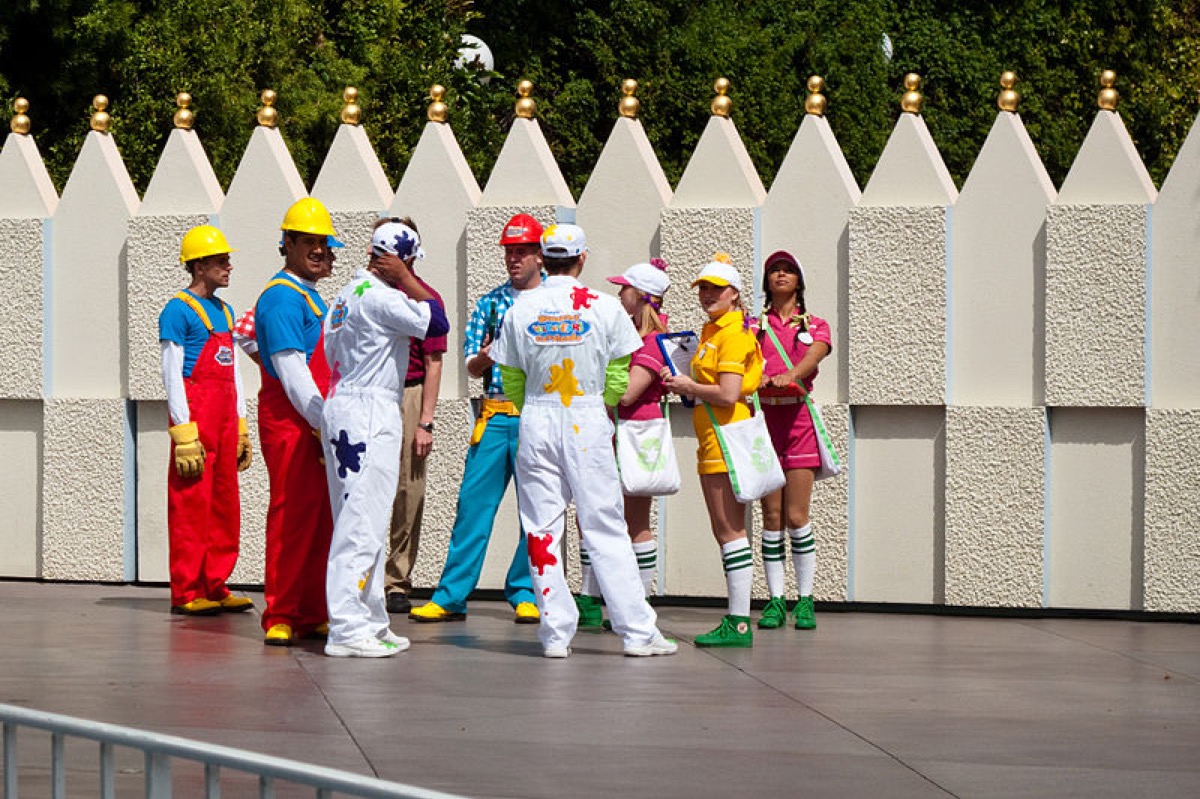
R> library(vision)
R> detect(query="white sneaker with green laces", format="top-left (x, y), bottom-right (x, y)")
top-left (325, 637), bottom-right (403, 658)
top-left (624, 634), bottom-right (679, 657)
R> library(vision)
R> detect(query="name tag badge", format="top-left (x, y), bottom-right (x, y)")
top-left (798, 331), bottom-right (814, 345)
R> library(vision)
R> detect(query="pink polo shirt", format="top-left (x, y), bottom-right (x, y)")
top-left (757, 309), bottom-right (831, 396)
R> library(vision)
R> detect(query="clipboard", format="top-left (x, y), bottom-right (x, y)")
top-left (656, 332), bottom-right (699, 407)
top-left (656, 331), bottom-right (699, 377)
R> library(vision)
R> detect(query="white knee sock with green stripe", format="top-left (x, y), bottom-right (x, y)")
top-left (579, 545), bottom-right (599, 597)
top-left (789, 524), bottom-right (815, 596)
top-left (721, 538), bottom-right (753, 617)
top-left (632, 540), bottom-right (657, 597)
top-left (761, 530), bottom-right (786, 597)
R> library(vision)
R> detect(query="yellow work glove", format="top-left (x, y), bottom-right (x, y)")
top-left (169, 422), bottom-right (206, 478)
top-left (236, 418), bottom-right (253, 472)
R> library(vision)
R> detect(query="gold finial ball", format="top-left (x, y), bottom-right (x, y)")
top-left (1098, 70), bottom-right (1119, 111)
top-left (997, 71), bottom-right (1019, 113)
top-left (900, 73), bottom-right (923, 114)
top-left (257, 89), bottom-right (278, 127)
top-left (173, 92), bottom-right (194, 130)
top-left (427, 84), bottom-right (448, 123)
top-left (340, 86), bottom-right (361, 125)
top-left (11, 97), bottom-right (31, 135)
top-left (90, 94), bottom-right (111, 133)
top-left (618, 78), bottom-right (640, 118)
top-left (711, 77), bottom-right (732, 117)
top-left (515, 79), bottom-right (536, 119)
top-left (805, 75), bottom-right (826, 116)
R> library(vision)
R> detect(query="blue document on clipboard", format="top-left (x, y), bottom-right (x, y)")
top-left (656, 332), bottom-right (699, 407)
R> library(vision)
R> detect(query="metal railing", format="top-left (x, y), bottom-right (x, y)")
top-left (1, 703), bottom-right (464, 799)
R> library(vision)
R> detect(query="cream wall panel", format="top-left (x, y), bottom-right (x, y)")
top-left (42, 398), bottom-right (130, 581)
top-left (1149, 109), bottom-right (1200, 408)
top-left (671, 116), bottom-right (766, 208)
top-left (1047, 408), bottom-right (1143, 610)
top-left (1057, 111), bottom-right (1157, 205)
top-left (576, 117), bottom-right (672, 285)
top-left (135, 401), bottom-right (169, 582)
top-left (0, 132), bottom-right (58, 218)
top-left (126, 214), bottom-right (210, 401)
top-left (951, 113), bottom-right (1055, 406)
top-left (659, 207), bottom-right (755, 336)
top-left (0, 218), bottom-right (45, 399)
top-left (811, 403), bottom-right (850, 602)
top-left (848, 206), bottom-right (947, 405)
top-left (852, 407), bottom-right (944, 603)
top-left (479, 118), bottom-right (574, 207)
top-left (944, 406), bottom-right (1044, 607)
top-left (860, 113), bottom-right (958, 207)
top-left (1143, 410), bottom-right (1200, 612)
top-left (49, 132), bottom-right (139, 398)
top-left (310, 124), bottom-right (392, 211)
top-left (1045, 204), bottom-right (1146, 407)
top-left (393, 122), bottom-right (482, 399)
top-left (761, 115), bottom-right (860, 403)
top-left (139, 129), bottom-right (222, 216)
top-left (0, 400), bottom-right (42, 577)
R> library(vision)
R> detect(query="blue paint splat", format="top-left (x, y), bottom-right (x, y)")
top-left (329, 429), bottom-right (366, 478)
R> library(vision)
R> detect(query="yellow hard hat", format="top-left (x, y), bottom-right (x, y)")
top-left (179, 225), bottom-right (236, 263)
top-left (280, 197), bottom-right (337, 237)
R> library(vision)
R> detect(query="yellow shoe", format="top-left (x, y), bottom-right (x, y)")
top-left (264, 623), bottom-right (294, 647)
top-left (217, 595), bottom-right (254, 613)
top-left (305, 623), bottom-right (329, 639)
top-left (171, 598), bottom-right (221, 616)
top-left (408, 602), bottom-right (466, 623)
top-left (513, 602), bottom-right (540, 624)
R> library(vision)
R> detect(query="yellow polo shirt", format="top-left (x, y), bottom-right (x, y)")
top-left (690, 310), bottom-right (764, 474)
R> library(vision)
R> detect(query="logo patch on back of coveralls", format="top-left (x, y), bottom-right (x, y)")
top-left (527, 311), bottom-right (591, 345)
top-left (329, 299), bottom-right (349, 330)
top-left (214, 346), bottom-right (234, 366)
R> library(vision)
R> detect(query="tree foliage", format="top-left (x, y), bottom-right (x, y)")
top-left (1, 0), bottom-right (1197, 196)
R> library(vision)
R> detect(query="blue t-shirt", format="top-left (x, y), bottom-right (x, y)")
top-left (158, 291), bottom-right (234, 378)
top-left (254, 271), bottom-right (328, 380)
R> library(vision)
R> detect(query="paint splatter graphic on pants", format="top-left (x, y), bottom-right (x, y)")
top-left (544, 358), bottom-right (584, 407)
top-left (330, 429), bottom-right (366, 478)
top-left (527, 531), bottom-right (558, 575)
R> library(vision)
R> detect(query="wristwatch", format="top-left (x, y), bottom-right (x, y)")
top-left (417, 422), bottom-right (435, 433)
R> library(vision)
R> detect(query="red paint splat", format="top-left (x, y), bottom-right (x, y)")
top-left (570, 286), bottom-right (598, 310)
top-left (328, 360), bottom-right (343, 397)
top-left (542, 587), bottom-right (551, 596)
top-left (527, 531), bottom-right (558, 575)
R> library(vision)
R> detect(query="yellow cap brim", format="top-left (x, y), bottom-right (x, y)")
top-left (692, 277), bottom-right (733, 288)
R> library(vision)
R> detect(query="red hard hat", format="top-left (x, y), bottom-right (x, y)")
top-left (499, 213), bottom-right (543, 246)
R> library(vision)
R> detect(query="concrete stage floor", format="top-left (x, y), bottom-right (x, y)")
top-left (0, 582), bottom-right (1197, 797)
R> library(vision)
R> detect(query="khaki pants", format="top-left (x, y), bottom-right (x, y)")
top-left (385, 383), bottom-right (427, 596)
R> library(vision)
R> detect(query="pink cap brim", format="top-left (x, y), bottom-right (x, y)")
top-left (607, 276), bottom-right (632, 286)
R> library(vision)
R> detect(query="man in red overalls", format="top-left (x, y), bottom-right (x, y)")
top-left (254, 197), bottom-right (339, 646)
top-left (159, 225), bottom-right (254, 615)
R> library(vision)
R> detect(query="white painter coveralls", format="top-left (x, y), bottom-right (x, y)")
top-left (491, 274), bottom-right (663, 651)
top-left (322, 269), bottom-right (433, 646)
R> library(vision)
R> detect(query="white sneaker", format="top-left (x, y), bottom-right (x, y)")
top-left (543, 647), bottom-right (571, 659)
top-left (624, 634), bottom-right (678, 657)
top-left (377, 629), bottom-right (411, 651)
top-left (325, 637), bottom-right (403, 658)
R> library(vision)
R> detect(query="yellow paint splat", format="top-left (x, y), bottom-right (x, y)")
top-left (572, 424), bottom-right (580, 434)
top-left (544, 358), bottom-right (584, 407)
top-left (357, 576), bottom-right (368, 591)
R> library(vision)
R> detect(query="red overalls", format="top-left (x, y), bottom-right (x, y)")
top-left (257, 280), bottom-right (333, 636)
top-left (167, 293), bottom-right (241, 606)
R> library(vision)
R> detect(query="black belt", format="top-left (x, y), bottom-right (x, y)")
top-left (404, 377), bottom-right (425, 388)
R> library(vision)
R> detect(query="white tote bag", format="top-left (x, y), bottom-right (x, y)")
top-left (614, 407), bottom-right (681, 497)
top-left (704, 395), bottom-right (787, 503)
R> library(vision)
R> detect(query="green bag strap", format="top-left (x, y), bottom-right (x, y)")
top-left (763, 323), bottom-right (840, 468)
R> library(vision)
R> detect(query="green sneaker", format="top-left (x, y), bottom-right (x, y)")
top-left (757, 596), bottom-right (788, 629)
top-left (794, 595), bottom-right (816, 630)
top-left (694, 615), bottom-right (753, 648)
top-left (575, 594), bottom-right (605, 629)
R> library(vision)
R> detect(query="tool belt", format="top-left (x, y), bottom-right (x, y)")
top-left (470, 397), bottom-right (520, 445)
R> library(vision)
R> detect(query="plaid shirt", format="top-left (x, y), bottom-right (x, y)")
top-left (232, 308), bottom-right (258, 355)
top-left (464, 283), bottom-right (518, 396)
